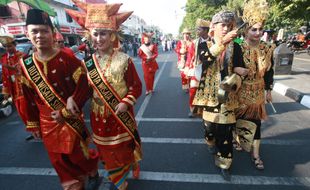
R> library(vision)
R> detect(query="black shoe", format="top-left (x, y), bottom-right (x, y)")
top-left (85, 172), bottom-right (101, 190)
top-left (220, 169), bottom-right (231, 181)
top-left (207, 145), bottom-right (216, 154)
top-left (188, 112), bottom-right (194, 118)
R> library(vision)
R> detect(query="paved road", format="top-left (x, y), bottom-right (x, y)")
top-left (0, 51), bottom-right (310, 190)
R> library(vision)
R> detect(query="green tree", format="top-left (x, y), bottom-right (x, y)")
top-left (180, 0), bottom-right (227, 36)
top-left (266, 0), bottom-right (310, 32)
top-left (181, 0), bottom-right (310, 37)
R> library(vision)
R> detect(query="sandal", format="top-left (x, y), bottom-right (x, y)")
top-left (132, 163), bottom-right (140, 179)
top-left (119, 181), bottom-right (128, 190)
top-left (252, 156), bottom-right (264, 170)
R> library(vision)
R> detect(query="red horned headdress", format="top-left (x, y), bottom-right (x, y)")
top-left (65, 0), bottom-right (133, 31)
top-left (141, 32), bottom-right (154, 44)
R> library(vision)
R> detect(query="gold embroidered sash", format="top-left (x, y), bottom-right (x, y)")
top-left (84, 55), bottom-right (142, 157)
top-left (20, 55), bottom-right (89, 143)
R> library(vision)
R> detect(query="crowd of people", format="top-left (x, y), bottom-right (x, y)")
top-left (0, 0), bottom-right (284, 189)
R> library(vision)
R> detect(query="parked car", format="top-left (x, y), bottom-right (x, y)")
top-left (16, 42), bottom-right (33, 56)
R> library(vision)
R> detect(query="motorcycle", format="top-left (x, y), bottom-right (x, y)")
top-left (287, 39), bottom-right (309, 54)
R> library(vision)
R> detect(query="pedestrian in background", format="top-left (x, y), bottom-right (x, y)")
top-left (233, 0), bottom-right (275, 171)
top-left (175, 28), bottom-right (193, 92)
top-left (0, 34), bottom-right (27, 123)
top-left (20, 9), bottom-right (99, 190)
top-left (66, 2), bottom-right (143, 190)
top-left (138, 32), bottom-right (159, 95)
top-left (55, 31), bottom-right (75, 57)
top-left (187, 18), bottom-right (210, 118)
top-left (132, 40), bottom-right (138, 57)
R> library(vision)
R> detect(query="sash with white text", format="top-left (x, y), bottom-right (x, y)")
top-left (20, 55), bottom-right (88, 142)
top-left (84, 55), bottom-right (141, 148)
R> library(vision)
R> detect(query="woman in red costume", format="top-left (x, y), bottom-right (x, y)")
top-left (138, 32), bottom-right (159, 95)
top-left (66, 2), bottom-right (143, 190)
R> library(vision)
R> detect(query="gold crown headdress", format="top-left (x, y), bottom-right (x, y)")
top-left (242, 0), bottom-right (269, 26)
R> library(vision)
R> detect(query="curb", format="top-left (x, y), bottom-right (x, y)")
top-left (273, 82), bottom-right (310, 108)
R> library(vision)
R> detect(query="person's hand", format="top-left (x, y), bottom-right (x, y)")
top-left (66, 96), bottom-right (80, 116)
top-left (115, 102), bottom-right (128, 115)
top-left (234, 67), bottom-right (249, 77)
top-left (266, 90), bottom-right (272, 103)
top-left (32, 130), bottom-right (41, 139)
top-left (51, 110), bottom-right (64, 124)
top-left (3, 94), bottom-right (9, 100)
top-left (222, 29), bottom-right (238, 45)
top-left (146, 58), bottom-right (152, 63)
top-left (13, 64), bottom-right (22, 74)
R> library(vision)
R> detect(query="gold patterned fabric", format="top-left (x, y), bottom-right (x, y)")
top-left (234, 119), bottom-right (257, 152)
top-left (26, 121), bottom-right (40, 129)
top-left (91, 51), bottom-right (129, 117)
top-left (215, 154), bottom-right (232, 169)
top-left (72, 67), bottom-right (84, 84)
top-left (236, 41), bottom-right (275, 120)
top-left (193, 42), bottom-right (238, 124)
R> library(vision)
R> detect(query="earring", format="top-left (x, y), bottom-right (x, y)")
top-left (110, 33), bottom-right (116, 42)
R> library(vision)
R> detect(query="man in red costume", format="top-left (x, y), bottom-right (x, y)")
top-left (55, 31), bottom-right (75, 57)
top-left (0, 34), bottom-right (27, 123)
top-left (20, 9), bottom-right (99, 190)
top-left (138, 32), bottom-right (159, 95)
top-left (175, 28), bottom-right (194, 92)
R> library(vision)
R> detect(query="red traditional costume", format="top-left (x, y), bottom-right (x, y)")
top-left (138, 32), bottom-right (159, 94)
top-left (0, 35), bottom-right (27, 123)
top-left (174, 28), bottom-right (194, 91)
top-left (66, 2), bottom-right (143, 189)
top-left (20, 9), bottom-right (98, 190)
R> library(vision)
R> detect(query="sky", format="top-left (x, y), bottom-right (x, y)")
top-left (107, 0), bottom-right (187, 36)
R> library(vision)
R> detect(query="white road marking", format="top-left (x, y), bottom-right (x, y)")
top-left (0, 167), bottom-right (309, 186)
top-left (295, 57), bottom-right (310, 62)
top-left (140, 137), bottom-right (309, 146)
top-left (300, 95), bottom-right (310, 108)
top-left (26, 136), bottom-right (309, 146)
top-left (273, 82), bottom-right (289, 96)
top-left (136, 117), bottom-right (201, 122)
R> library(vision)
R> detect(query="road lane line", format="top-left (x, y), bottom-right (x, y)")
top-left (5, 117), bottom-right (201, 126)
top-left (295, 57), bottom-right (310, 62)
top-left (26, 136), bottom-right (310, 146)
top-left (273, 82), bottom-right (289, 96)
top-left (136, 117), bottom-right (202, 122)
top-left (0, 167), bottom-right (309, 186)
top-left (300, 95), bottom-right (310, 108)
top-left (140, 137), bottom-right (310, 146)
top-left (135, 54), bottom-right (170, 126)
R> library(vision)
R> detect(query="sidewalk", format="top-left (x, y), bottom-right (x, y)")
top-left (273, 53), bottom-right (310, 108)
